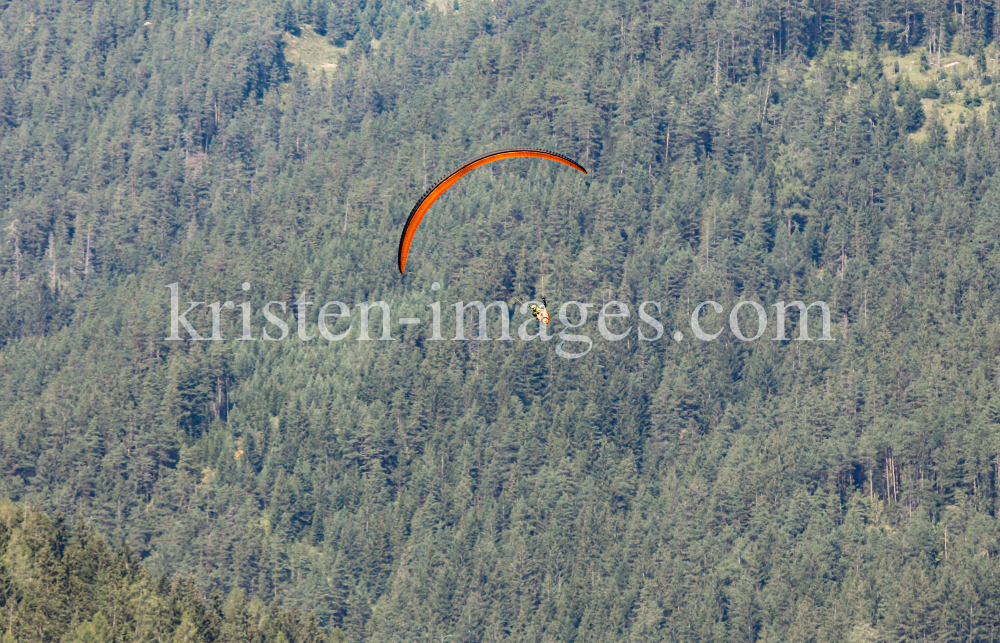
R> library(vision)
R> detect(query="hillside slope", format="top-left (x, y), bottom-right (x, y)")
top-left (3, 0), bottom-right (1000, 640)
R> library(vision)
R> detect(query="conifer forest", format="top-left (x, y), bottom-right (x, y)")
top-left (4, 0), bottom-right (1000, 640)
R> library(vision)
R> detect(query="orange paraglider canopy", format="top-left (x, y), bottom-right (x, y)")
top-left (397, 147), bottom-right (587, 274)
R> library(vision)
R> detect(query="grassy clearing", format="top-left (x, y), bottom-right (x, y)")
top-left (887, 48), bottom-right (973, 85)
top-left (282, 25), bottom-right (346, 84)
top-left (803, 46), bottom-right (998, 141)
top-left (910, 99), bottom-right (993, 142)
top-left (884, 46), bottom-right (998, 140)
top-left (428, 0), bottom-right (457, 13)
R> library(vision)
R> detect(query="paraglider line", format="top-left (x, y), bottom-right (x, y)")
top-left (436, 239), bottom-right (531, 309)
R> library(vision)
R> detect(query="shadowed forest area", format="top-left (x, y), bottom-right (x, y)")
top-left (3, 0), bottom-right (1000, 640)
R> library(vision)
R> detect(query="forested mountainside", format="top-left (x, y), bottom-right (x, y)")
top-left (3, 0), bottom-right (1000, 640)
top-left (0, 501), bottom-right (336, 642)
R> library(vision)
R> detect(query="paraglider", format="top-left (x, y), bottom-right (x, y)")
top-left (396, 148), bottom-right (587, 324)
top-left (529, 298), bottom-right (550, 324)
top-left (396, 147), bottom-right (588, 275)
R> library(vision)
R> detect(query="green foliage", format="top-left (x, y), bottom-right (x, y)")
top-left (0, 502), bottom-right (330, 643)
top-left (898, 76), bottom-right (927, 132)
top-left (2, 0), bottom-right (1000, 640)
top-left (66, 613), bottom-right (112, 643)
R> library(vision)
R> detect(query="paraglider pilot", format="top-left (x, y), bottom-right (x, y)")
top-left (529, 298), bottom-right (550, 324)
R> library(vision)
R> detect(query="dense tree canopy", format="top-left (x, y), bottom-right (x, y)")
top-left (0, 500), bottom-right (337, 642)
top-left (3, 0), bottom-right (1000, 640)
